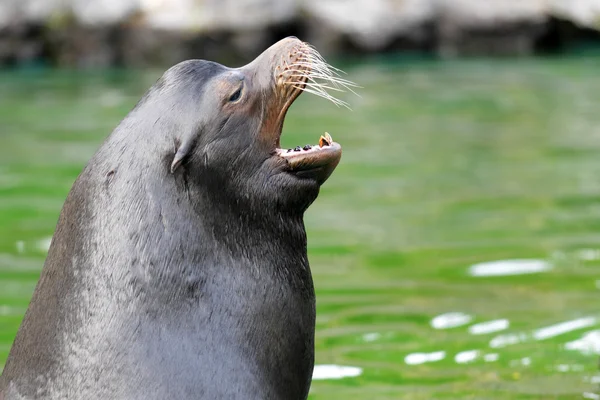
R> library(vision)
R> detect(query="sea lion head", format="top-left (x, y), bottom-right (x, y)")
top-left (133, 37), bottom-right (353, 216)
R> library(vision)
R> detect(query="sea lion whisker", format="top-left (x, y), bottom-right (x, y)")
top-left (289, 61), bottom-right (334, 77)
top-left (299, 56), bottom-right (334, 71)
top-left (285, 69), bottom-right (329, 90)
top-left (286, 79), bottom-right (345, 91)
top-left (314, 62), bottom-right (347, 77)
top-left (309, 75), bottom-right (359, 92)
top-left (290, 85), bottom-right (350, 109)
top-left (288, 58), bottom-right (333, 73)
top-left (285, 73), bottom-right (327, 87)
top-left (293, 86), bottom-right (339, 105)
top-left (296, 51), bottom-right (348, 77)
top-left (303, 72), bottom-right (361, 96)
top-left (293, 72), bottom-right (360, 100)
top-left (303, 69), bottom-right (360, 88)
top-left (306, 79), bottom-right (343, 97)
top-left (287, 79), bottom-right (338, 99)
top-left (287, 62), bottom-right (360, 89)
top-left (286, 80), bottom-right (347, 93)
top-left (300, 47), bottom-right (330, 65)
top-left (289, 84), bottom-right (338, 101)
top-left (286, 66), bottom-right (357, 93)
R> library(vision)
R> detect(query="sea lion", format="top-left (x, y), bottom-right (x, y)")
top-left (0, 37), bottom-right (354, 399)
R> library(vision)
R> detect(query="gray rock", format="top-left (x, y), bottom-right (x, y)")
top-left (139, 0), bottom-right (297, 31)
top-left (2, 0), bottom-right (600, 66)
top-left (550, 0), bottom-right (600, 29)
top-left (71, 0), bottom-right (138, 26)
top-left (303, 0), bottom-right (434, 51)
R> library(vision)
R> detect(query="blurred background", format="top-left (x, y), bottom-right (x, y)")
top-left (2, 0), bottom-right (600, 398)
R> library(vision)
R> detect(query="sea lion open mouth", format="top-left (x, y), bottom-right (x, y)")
top-left (252, 38), bottom-right (357, 185)
top-left (276, 132), bottom-right (342, 183)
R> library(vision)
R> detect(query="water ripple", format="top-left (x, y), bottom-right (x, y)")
top-left (404, 351), bottom-right (446, 365)
top-left (431, 312), bottom-right (473, 329)
top-left (469, 319), bottom-right (510, 335)
top-left (455, 350), bottom-right (479, 364)
top-left (468, 259), bottom-right (552, 277)
top-left (312, 365), bottom-right (363, 380)
top-left (565, 330), bottom-right (600, 355)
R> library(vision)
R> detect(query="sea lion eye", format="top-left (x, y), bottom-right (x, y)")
top-left (229, 87), bottom-right (242, 103)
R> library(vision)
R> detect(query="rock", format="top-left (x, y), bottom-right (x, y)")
top-left (303, 0), bottom-right (550, 56)
top-left (303, 0), bottom-right (434, 52)
top-left (139, 0), bottom-right (297, 32)
top-left (0, 24), bottom-right (46, 65)
top-left (46, 25), bottom-right (119, 68)
top-left (2, 0), bottom-right (600, 67)
top-left (71, 0), bottom-right (138, 26)
top-left (550, 0), bottom-right (600, 29)
top-left (435, 0), bottom-right (547, 28)
top-left (0, 0), bottom-right (67, 29)
top-left (434, 0), bottom-right (548, 57)
top-left (117, 26), bottom-right (196, 67)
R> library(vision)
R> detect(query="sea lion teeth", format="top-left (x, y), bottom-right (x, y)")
top-left (319, 133), bottom-right (332, 148)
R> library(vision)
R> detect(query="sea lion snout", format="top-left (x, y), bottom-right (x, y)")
top-left (240, 37), bottom-right (348, 188)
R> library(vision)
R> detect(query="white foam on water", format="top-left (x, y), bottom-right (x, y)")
top-left (509, 357), bottom-right (531, 367)
top-left (0, 305), bottom-right (25, 316)
top-left (489, 333), bottom-right (526, 348)
top-left (312, 365), bottom-right (363, 380)
top-left (99, 90), bottom-right (126, 108)
top-left (431, 312), bottom-right (473, 329)
top-left (37, 237), bottom-right (53, 253)
top-left (577, 249), bottom-right (600, 261)
top-left (455, 350), bottom-right (479, 364)
top-left (565, 330), bottom-right (600, 355)
top-left (469, 319), bottom-right (510, 335)
top-left (483, 353), bottom-right (499, 362)
top-left (362, 332), bottom-right (381, 342)
top-left (534, 317), bottom-right (598, 341)
top-left (404, 351), bottom-right (446, 365)
top-left (15, 240), bottom-right (25, 254)
top-left (556, 364), bottom-right (569, 372)
top-left (468, 259), bottom-right (551, 277)
top-left (488, 317), bottom-right (598, 349)
top-left (550, 250), bottom-right (566, 261)
top-left (583, 393), bottom-right (600, 400)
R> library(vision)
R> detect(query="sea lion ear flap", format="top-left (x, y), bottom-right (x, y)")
top-left (170, 138), bottom-right (194, 173)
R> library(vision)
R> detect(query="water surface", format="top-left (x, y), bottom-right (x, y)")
top-left (1, 56), bottom-right (600, 399)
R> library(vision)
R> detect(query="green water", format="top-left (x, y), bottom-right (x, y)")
top-left (1, 56), bottom-right (600, 399)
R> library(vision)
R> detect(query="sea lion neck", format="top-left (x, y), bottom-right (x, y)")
top-left (182, 177), bottom-right (310, 260)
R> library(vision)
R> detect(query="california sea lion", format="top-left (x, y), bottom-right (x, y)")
top-left (0, 37), bottom-right (354, 399)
